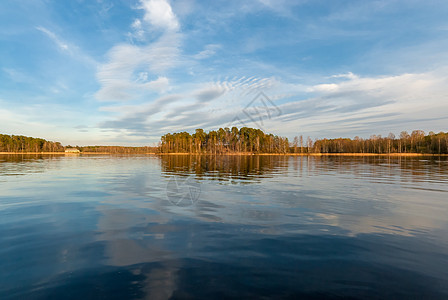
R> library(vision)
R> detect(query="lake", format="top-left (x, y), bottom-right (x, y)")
top-left (1, 154), bottom-right (448, 299)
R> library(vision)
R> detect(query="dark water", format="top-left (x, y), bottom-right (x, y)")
top-left (1, 154), bottom-right (448, 299)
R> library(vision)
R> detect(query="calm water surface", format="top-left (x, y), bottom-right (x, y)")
top-left (1, 154), bottom-right (448, 299)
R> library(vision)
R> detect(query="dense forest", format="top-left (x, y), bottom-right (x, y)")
top-left (1, 129), bottom-right (448, 154)
top-left (0, 134), bottom-right (64, 152)
top-left (75, 146), bottom-right (158, 154)
top-left (160, 127), bottom-right (290, 154)
top-left (161, 128), bottom-right (448, 154)
top-left (0, 134), bottom-right (157, 153)
top-left (306, 130), bottom-right (448, 154)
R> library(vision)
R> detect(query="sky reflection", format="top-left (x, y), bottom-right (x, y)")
top-left (1, 155), bottom-right (448, 298)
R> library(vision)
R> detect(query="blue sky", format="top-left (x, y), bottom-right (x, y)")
top-left (1, 0), bottom-right (448, 146)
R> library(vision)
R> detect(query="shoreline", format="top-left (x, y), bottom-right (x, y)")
top-left (158, 152), bottom-right (448, 156)
top-left (0, 152), bottom-right (157, 155)
top-left (2, 152), bottom-right (447, 157)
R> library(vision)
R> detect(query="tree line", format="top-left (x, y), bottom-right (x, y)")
top-left (298, 130), bottom-right (448, 154)
top-left (161, 128), bottom-right (448, 155)
top-left (0, 134), bottom-right (64, 152)
top-left (160, 127), bottom-right (290, 154)
top-left (2, 129), bottom-right (448, 154)
top-left (75, 146), bottom-right (158, 154)
top-left (0, 134), bottom-right (157, 153)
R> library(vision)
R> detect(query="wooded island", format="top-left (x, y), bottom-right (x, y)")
top-left (1, 127), bottom-right (448, 154)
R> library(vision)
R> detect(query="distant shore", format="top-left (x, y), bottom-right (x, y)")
top-left (157, 152), bottom-right (448, 156)
top-left (0, 152), bottom-right (157, 155)
top-left (1, 152), bottom-right (448, 156)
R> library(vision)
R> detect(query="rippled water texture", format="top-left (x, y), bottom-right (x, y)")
top-left (1, 154), bottom-right (448, 299)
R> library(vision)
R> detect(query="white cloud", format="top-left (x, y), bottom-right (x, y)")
top-left (307, 83), bottom-right (339, 93)
top-left (274, 68), bottom-right (448, 138)
top-left (96, 76), bottom-right (282, 140)
top-left (96, 0), bottom-right (181, 102)
top-left (140, 0), bottom-right (179, 32)
top-left (146, 76), bottom-right (170, 93)
top-left (130, 19), bottom-right (145, 40)
top-left (194, 84), bottom-right (226, 102)
top-left (329, 72), bottom-right (358, 80)
top-left (96, 32), bottom-right (180, 101)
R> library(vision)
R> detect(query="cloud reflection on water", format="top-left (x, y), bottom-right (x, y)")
top-left (1, 154), bottom-right (448, 298)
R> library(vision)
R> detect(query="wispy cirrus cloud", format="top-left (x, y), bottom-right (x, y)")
top-left (274, 68), bottom-right (448, 138)
top-left (96, 0), bottom-right (181, 102)
top-left (97, 65), bottom-right (448, 144)
top-left (193, 44), bottom-right (221, 60)
top-left (95, 34), bottom-right (179, 102)
top-left (35, 26), bottom-right (97, 67)
top-left (2, 68), bottom-right (34, 84)
top-left (36, 26), bottom-right (69, 51)
top-left (97, 76), bottom-right (277, 136)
